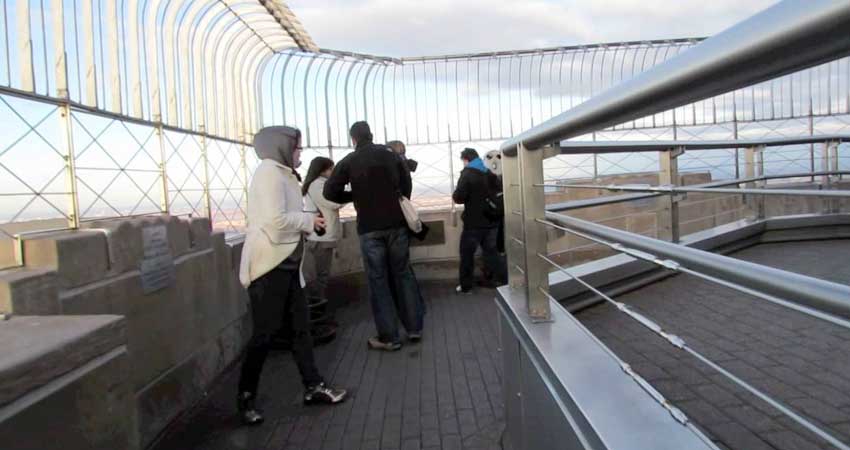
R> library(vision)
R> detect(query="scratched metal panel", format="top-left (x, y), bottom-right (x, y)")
top-left (519, 347), bottom-right (586, 450)
top-left (496, 286), bottom-right (718, 450)
top-left (500, 312), bottom-right (523, 450)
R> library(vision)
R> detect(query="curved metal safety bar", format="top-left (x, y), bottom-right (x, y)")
top-left (546, 170), bottom-right (850, 213)
top-left (537, 183), bottom-right (850, 198)
top-left (536, 253), bottom-right (850, 450)
top-left (545, 210), bottom-right (850, 322)
top-left (538, 219), bottom-right (850, 332)
top-left (501, 1), bottom-right (850, 153)
top-left (556, 135), bottom-right (850, 154)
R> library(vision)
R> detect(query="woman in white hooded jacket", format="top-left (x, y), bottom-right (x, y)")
top-left (237, 126), bottom-right (346, 426)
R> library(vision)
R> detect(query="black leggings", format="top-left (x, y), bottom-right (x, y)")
top-left (238, 267), bottom-right (323, 395)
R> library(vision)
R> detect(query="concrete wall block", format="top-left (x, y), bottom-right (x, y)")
top-left (0, 315), bottom-right (126, 407)
top-left (0, 268), bottom-right (59, 315)
top-left (135, 353), bottom-right (204, 449)
top-left (60, 251), bottom-right (212, 390)
top-left (229, 240), bottom-right (244, 274)
top-left (715, 195), bottom-right (744, 212)
top-left (136, 216), bottom-right (191, 257)
top-left (569, 202), bottom-right (636, 223)
top-left (681, 216), bottom-right (717, 237)
top-left (330, 220), bottom-right (365, 275)
top-left (22, 230), bottom-right (110, 290)
top-left (188, 217), bottom-right (212, 250)
top-left (597, 216), bottom-right (628, 232)
top-left (226, 241), bottom-right (250, 318)
top-left (0, 347), bottom-right (138, 450)
top-left (680, 172), bottom-right (712, 185)
top-left (203, 233), bottom-right (241, 342)
top-left (0, 237), bottom-right (15, 270)
top-left (83, 219), bottom-right (144, 275)
top-left (167, 216), bottom-right (192, 256)
top-left (135, 314), bottom-right (248, 449)
top-left (715, 208), bottom-right (747, 226)
top-left (764, 195), bottom-right (819, 217)
top-left (679, 200), bottom-right (717, 223)
top-left (627, 213), bottom-right (657, 235)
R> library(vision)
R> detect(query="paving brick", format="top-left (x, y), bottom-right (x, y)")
top-left (722, 405), bottom-right (783, 433)
top-left (631, 361), bottom-right (670, 381)
top-left (798, 384), bottom-right (850, 409)
top-left (150, 283), bottom-right (504, 450)
top-left (420, 430), bottom-right (441, 448)
top-left (789, 398), bottom-right (848, 425)
top-left (677, 400), bottom-right (731, 426)
top-left (577, 240), bottom-right (850, 450)
top-left (441, 434), bottom-right (463, 450)
top-left (400, 439), bottom-right (420, 450)
top-left (708, 422), bottom-right (775, 450)
top-left (652, 379), bottom-right (696, 402)
top-left (694, 384), bottom-right (742, 408)
top-left (761, 431), bottom-right (826, 450)
top-left (761, 365), bottom-right (817, 386)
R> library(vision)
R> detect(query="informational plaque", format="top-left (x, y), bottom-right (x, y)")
top-left (140, 225), bottom-right (176, 294)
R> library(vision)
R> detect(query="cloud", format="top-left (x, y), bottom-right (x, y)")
top-left (287, 0), bottom-right (778, 57)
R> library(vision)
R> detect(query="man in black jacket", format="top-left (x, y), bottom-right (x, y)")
top-left (324, 122), bottom-right (424, 351)
top-left (452, 148), bottom-right (507, 293)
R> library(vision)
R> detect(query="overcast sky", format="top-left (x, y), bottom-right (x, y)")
top-left (288, 0), bottom-right (778, 57)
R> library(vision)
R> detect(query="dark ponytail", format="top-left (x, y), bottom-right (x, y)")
top-left (302, 156), bottom-right (335, 196)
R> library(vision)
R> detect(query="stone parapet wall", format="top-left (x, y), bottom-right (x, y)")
top-left (0, 215), bottom-right (250, 449)
top-left (0, 315), bottom-right (135, 450)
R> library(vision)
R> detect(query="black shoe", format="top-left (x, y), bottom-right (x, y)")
top-left (408, 332), bottom-right (422, 343)
top-left (237, 392), bottom-right (264, 426)
top-left (304, 382), bottom-right (348, 405)
top-left (367, 336), bottom-right (402, 351)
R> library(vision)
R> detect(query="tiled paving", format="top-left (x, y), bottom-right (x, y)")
top-left (152, 282), bottom-right (505, 450)
top-left (577, 239), bottom-right (850, 450)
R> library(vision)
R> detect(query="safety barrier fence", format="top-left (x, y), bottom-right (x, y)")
top-left (501, 2), bottom-right (850, 449)
top-left (5, 1), bottom-right (850, 256)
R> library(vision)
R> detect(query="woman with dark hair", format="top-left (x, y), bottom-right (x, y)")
top-left (238, 128), bottom-right (347, 426)
top-left (302, 156), bottom-right (345, 311)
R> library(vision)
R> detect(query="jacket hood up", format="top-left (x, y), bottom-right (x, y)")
top-left (467, 157), bottom-right (489, 174)
top-left (253, 126), bottom-right (301, 169)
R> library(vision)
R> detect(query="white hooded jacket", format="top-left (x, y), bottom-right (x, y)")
top-left (239, 127), bottom-right (313, 288)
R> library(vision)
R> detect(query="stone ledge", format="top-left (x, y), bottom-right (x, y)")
top-left (22, 230), bottom-right (110, 290)
top-left (0, 315), bottom-right (125, 407)
top-left (0, 267), bottom-right (59, 315)
top-left (0, 346), bottom-right (137, 450)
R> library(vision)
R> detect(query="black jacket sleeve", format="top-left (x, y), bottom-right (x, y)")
top-left (323, 157), bottom-right (354, 204)
top-left (398, 156), bottom-right (413, 198)
top-left (452, 170), bottom-right (469, 204)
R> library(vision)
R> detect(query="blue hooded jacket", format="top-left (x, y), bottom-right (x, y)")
top-left (467, 157), bottom-right (488, 173)
top-left (453, 157), bottom-right (501, 228)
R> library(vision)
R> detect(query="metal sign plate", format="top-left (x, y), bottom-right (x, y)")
top-left (140, 225), bottom-right (175, 294)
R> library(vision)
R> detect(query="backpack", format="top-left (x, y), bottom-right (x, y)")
top-left (483, 174), bottom-right (504, 220)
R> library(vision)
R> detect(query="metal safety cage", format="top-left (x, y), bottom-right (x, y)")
top-left (257, 38), bottom-right (850, 150)
top-left (0, 0), bottom-right (313, 241)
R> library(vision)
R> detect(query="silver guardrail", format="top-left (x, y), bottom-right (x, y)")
top-left (500, 1), bottom-right (850, 449)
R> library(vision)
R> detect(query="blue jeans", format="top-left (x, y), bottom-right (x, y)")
top-left (359, 227), bottom-right (424, 343)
